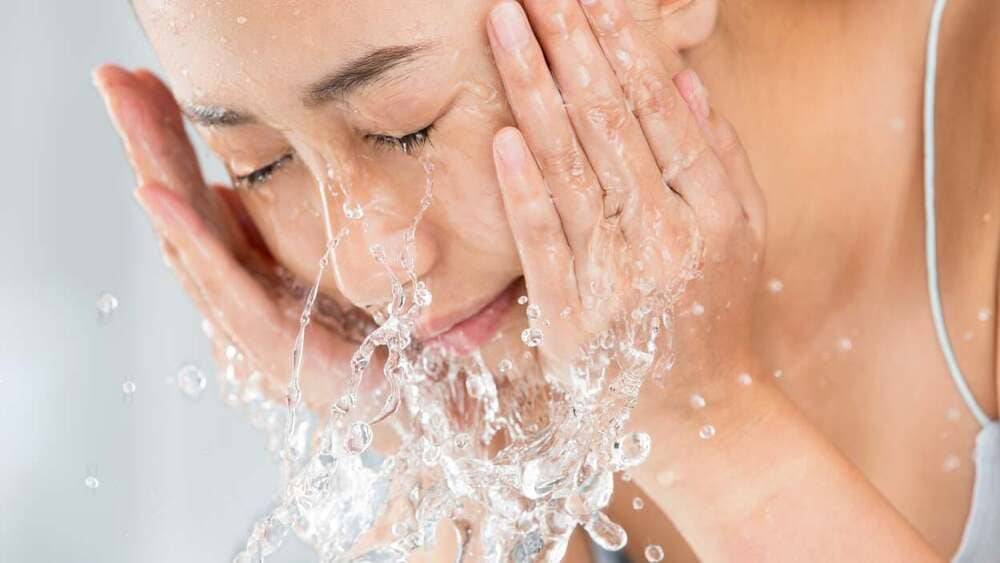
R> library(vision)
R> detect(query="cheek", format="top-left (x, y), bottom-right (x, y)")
top-left (239, 168), bottom-right (331, 283)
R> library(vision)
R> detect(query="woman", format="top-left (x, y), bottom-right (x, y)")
top-left (95, 0), bottom-right (999, 560)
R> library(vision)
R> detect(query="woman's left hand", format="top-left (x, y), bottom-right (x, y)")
top-left (487, 0), bottom-right (765, 404)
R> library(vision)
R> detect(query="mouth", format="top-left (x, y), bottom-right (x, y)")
top-left (416, 278), bottom-right (522, 355)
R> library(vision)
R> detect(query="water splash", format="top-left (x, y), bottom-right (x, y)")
top-left (223, 151), bottom-right (703, 562)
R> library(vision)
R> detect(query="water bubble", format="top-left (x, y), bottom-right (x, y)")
top-left (517, 295), bottom-right (529, 305)
top-left (977, 308), bottom-right (992, 322)
top-left (767, 278), bottom-right (784, 294)
top-left (621, 471), bottom-right (632, 482)
top-left (560, 306), bottom-right (573, 319)
top-left (521, 327), bottom-right (544, 347)
top-left (84, 475), bottom-right (100, 489)
top-left (632, 497), bottom-right (644, 510)
top-left (689, 394), bottom-right (706, 409)
top-left (342, 202), bottom-right (364, 220)
top-left (225, 344), bottom-right (238, 361)
top-left (736, 372), bottom-right (753, 386)
top-left (236, 15), bottom-right (248, 24)
top-left (837, 337), bottom-right (854, 351)
top-left (200, 318), bottom-right (214, 338)
top-left (698, 425), bottom-right (716, 440)
top-left (526, 304), bottom-right (541, 320)
top-left (176, 364), bottom-right (207, 398)
top-left (345, 422), bottom-right (373, 455)
top-left (645, 544), bottom-right (665, 562)
top-left (96, 292), bottom-right (119, 321)
top-left (691, 302), bottom-right (705, 316)
top-left (497, 359), bottom-right (513, 374)
top-left (122, 380), bottom-right (137, 395)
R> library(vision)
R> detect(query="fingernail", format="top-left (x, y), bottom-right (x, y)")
top-left (490, 2), bottom-right (531, 52)
top-left (676, 69), bottom-right (711, 120)
top-left (494, 128), bottom-right (526, 170)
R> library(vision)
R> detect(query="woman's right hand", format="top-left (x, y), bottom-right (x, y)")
top-left (93, 65), bottom-right (360, 412)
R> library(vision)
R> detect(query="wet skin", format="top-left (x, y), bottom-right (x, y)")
top-left (96, 0), bottom-right (1000, 560)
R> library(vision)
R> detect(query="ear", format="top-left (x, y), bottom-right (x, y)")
top-left (657, 0), bottom-right (719, 51)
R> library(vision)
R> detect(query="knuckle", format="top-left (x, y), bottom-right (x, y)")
top-left (535, 138), bottom-right (587, 181)
top-left (581, 95), bottom-right (631, 139)
top-left (589, 4), bottom-right (630, 37)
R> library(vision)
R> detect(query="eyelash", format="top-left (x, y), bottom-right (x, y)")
top-left (366, 124), bottom-right (435, 156)
top-left (235, 125), bottom-right (435, 189)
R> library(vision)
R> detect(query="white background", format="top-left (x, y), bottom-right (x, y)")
top-left (0, 2), bottom-right (313, 561)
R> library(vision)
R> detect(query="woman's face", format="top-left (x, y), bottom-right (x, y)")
top-left (135, 0), bottom-right (531, 361)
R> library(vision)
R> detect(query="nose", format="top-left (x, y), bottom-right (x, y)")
top-left (294, 135), bottom-right (439, 310)
top-left (331, 211), bottom-right (438, 309)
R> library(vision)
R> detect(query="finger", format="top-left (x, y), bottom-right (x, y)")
top-left (575, 0), bottom-right (737, 218)
top-left (509, 0), bottom-right (674, 234)
top-left (493, 128), bottom-right (585, 357)
top-left (136, 182), bottom-right (349, 402)
top-left (94, 65), bottom-right (220, 231)
top-left (486, 2), bottom-right (603, 258)
top-left (674, 69), bottom-right (765, 238)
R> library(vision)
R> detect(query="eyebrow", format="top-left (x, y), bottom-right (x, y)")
top-left (303, 42), bottom-right (431, 106)
top-left (182, 42), bottom-right (432, 127)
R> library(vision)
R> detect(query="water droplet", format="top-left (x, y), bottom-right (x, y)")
top-left (632, 497), bottom-right (644, 510)
top-left (342, 202), bottom-right (364, 220)
top-left (521, 327), bottom-right (544, 347)
top-left (645, 544), bottom-right (665, 562)
top-left (736, 372), bottom-right (753, 386)
top-left (96, 292), bottom-right (119, 321)
top-left (977, 308), bottom-right (991, 322)
top-left (620, 471), bottom-right (632, 482)
top-left (332, 394), bottom-right (356, 415)
top-left (453, 433), bottom-right (471, 450)
top-left (200, 319), bottom-right (214, 338)
top-left (84, 475), bottom-right (100, 489)
top-left (122, 380), bottom-right (137, 395)
top-left (225, 344), bottom-right (238, 360)
top-left (691, 302), bottom-right (705, 316)
top-left (772, 369), bottom-right (783, 379)
top-left (767, 279), bottom-right (783, 294)
top-left (689, 394), bottom-right (706, 409)
top-left (560, 306), bottom-right (573, 319)
top-left (837, 337), bottom-right (853, 351)
top-left (236, 15), bottom-right (247, 24)
top-left (526, 304), bottom-right (541, 320)
top-left (345, 422), bottom-right (373, 455)
top-left (946, 407), bottom-right (960, 421)
top-left (614, 432), bottom-right (651, 467)
top-left (497, 359), bottom-right (513, 374)
top-left (699, 424), bottom-right (716, 440)
top-left (517, 295), bottom-right (529, 305)
top-left (983, 213), bottom-right (993, 223)
top-left (176, 364), bottom-right (206, 398)
top-left (465, 375), bottom-right (486, 398)
top-left (943, 454), bottom-right (961, 472)
top-left (413, 285), bottom-right (432, 307)
top-left (584, 511), bottom-right (628, 551)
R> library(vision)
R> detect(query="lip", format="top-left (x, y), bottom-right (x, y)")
top-left (417, 279), bottom-right (521, 355)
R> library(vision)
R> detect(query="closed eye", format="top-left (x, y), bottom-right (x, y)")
top-left (234, 153), bottom-right (294, 189)
top-left (366, 124), bottom-right (434, 156)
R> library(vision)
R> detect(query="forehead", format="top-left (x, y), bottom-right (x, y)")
top-left (134, 0), bottom-right (471, 109)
